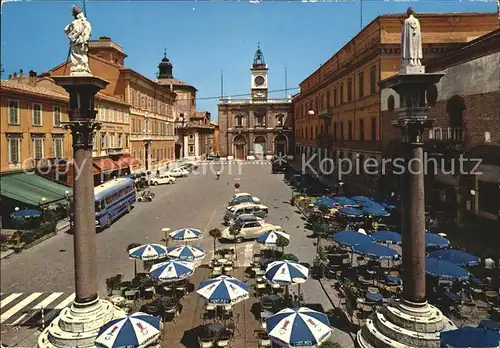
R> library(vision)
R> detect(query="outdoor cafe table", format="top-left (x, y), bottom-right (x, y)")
top-left (385, 274), bottom-right (401, 285)
top-left (203, 322), bottom-right (225, 339)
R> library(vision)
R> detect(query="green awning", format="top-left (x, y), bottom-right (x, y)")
top-left (0, 173), bottom-right (73, 206)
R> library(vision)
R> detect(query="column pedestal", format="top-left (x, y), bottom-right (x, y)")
top-left (38, 298), bottom-right (124, 348)
top-left (356, 300), bottom-right (456, 348)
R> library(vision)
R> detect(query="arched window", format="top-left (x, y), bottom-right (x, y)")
top-left (235, 115), bottom-right (244, 127)
top-left (446, 95), bottom-right (465, 127)
top-left (276, 114), bottom-right (284, 127)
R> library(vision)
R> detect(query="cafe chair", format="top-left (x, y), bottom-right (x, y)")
top-left (111, 289), bottom-right (123, 296)
top-left (226, 313), bottom-right (240, 336)
top-left (198, 337), bottom-right (214, 348)
top-left (124, 289), bottom-right (138, 301)
top-left (258, 331), bottom-right (271, 348)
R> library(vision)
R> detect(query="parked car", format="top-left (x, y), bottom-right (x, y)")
top-left (166, 168), bottom-right (189, 177)
top-left (228, 193), bottom-right (260, 207)
top-left (151, 174), bottom-right (176, 185)
top-left (228, 194), bottom-right (261, 207)
top-left (228, 214), bottom-right (264, 226)
top-left (224, 203), bottom-right (268, 225)
top-left (220, 219), bottom-right (280, 242)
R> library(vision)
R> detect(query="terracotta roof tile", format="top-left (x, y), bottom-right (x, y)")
top-left (1, 78), bottom-right (68, 99)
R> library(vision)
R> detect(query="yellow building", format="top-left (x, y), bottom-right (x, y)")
top-left (293, 12), bottom-right (499, 193)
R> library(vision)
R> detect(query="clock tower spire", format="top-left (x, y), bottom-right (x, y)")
top-left (251, 43), bottom-right (268, 100)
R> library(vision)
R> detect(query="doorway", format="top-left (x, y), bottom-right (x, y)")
top-left (253, 136), bottom-right (266, 159)
top-left (233, 135), bottom-right (246, 160)
top-left (274, 134), bottom-right (287, 157)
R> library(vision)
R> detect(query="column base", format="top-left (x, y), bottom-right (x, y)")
top-left (38, 297), bottom-right (125, 348)
top-left (356, 299), bottom-right (456, 348)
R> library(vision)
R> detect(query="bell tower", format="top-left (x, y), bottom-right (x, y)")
top-left (250, 43), bottom-right (268, 100)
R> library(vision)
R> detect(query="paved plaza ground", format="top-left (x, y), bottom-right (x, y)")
top-left (0, 162), bottom-right (356, 347)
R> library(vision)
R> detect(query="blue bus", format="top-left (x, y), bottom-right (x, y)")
top-left (94, 178), bottom-right (136, 229)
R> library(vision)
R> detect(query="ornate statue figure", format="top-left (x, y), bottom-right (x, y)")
top-left (401, 7), bottom-right (423, 67)
top-left (64, 5), bottom-right (92, 76)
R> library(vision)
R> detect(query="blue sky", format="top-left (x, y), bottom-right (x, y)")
top-left (1, 0), bottom-right (497, 120)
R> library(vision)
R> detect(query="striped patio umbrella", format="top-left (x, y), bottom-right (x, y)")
top-left (265, 307), bottom-right (333, 347)
top-left (166, 245), bottom-right (206, 261)
top-left (128, 243), bottom-right (168, 261)
top-left (197, 275), bottom-right (249, 305)
top-left (95, 312), bottom-right (161, 348)
top-left (149, 260), bottom-right (195, 282)
top-left (265, 260), bottom-right (309, 285)
top-left (256, 230), bottom-right (291, 246)
top-left (169, 228), bottom-right (203, 241)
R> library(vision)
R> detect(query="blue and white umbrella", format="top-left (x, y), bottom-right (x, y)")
top-left (166, 245), bottom-right (206, 261)
top-left (266, 307), bottom-right (333, 347)
top-left (95, 312), bottom-right (161, 348)
top-left (352, 243), bottom-right (400, 260)
top-left (10, 209), bottom-right (41, 219)
top-left (425, 233), bottom-right (450, 249)
top-left (128, 243), bottom-right (168, 261)
top-left (425, 257), bottom-right (470, 281)
top-left (256, 230), bottom-right (291, 246)
top-left (149, 260), bottom-right (195, 282)
top-left (197, 275), bottom-right (249, 305)
top-left (265, 260), bottom-right (309, 285)
top-left (169, 228), bottom-right (203, 241)
top-left (429, 249), bottom-right (480, 267)
top-left (370, 230), bottom-right (402, 245)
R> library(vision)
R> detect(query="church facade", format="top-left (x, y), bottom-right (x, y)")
top-left (218, 46), bottom-right (293, 160)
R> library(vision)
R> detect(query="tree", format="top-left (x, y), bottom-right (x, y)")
top-left (208, 228), bottom-right (221, 255)
top-left (229, 227), bottom-right (241, 260)
top-left (276, 235), bottom-right (290, 256)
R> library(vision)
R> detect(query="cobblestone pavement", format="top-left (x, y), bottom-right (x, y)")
top-left (0, 163), bottom-right (355, 347)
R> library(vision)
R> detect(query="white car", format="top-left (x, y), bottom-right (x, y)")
top-left (220, 219), bottom-right (281, 243)
top-left (151, 174), bottom-right (175, 185)
top-left (166, 168), bottom-right (189, 177)
top-left (228, 193), bottom-right (261, 207)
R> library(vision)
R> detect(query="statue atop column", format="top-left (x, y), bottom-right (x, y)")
top-left (400, 7), bottom-right (424, 74)
top-left (64, 5), bottom-right (92, 76)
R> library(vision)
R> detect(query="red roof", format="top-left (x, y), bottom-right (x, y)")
top-left (93, 158), bottom-right (119, 173)
top-left (119, 155), bottom-right (140, 168)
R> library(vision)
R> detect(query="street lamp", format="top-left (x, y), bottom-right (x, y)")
top-left (308, 109), bottom-right (315, 115)
top-left (40, 197), bottom-right (47, 221)
top-left (161, 228), bottom-right (171, 246)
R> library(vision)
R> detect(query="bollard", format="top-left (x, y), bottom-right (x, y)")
top-left (41, 306), bottom-right (45, 329)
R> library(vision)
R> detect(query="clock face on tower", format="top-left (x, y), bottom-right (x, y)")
top-left (254, 76), bottom-right (265, 86)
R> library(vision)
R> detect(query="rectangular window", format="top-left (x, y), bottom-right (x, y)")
top-left (326, 90), bottom-right (331, 107)
top-left (125, 134), bottom-right (129, 147)
top-left (53, 106), bottom-right (62, 127)
top-left (130, 89), bottom-right (135, 105)
top-left (359, 118), bottom-right (365, 140)
top-left (100, 106), bottom-right (105, 121)
top-left (478, 180), bottom-right (500, 215)
top-left (371, 117), bottom-right (377, 141)
top-left (9, 100), bottom-right (20, 124)
top-left (109, 133), bottom-right (114, 148)
top-left (33, 138), bottom-right (44, 159)
top-left (347, 79), bottom-right (353, 102)
top-left (101, 133), bottom-right (106, 149)
top-left (358, 72), bottom-right (364, 98)
top-left (189, 145), bottom-right (194, 153)
top-left (124, 111), bottom-right (129, 122)
top-left (53, 137), bottom-right (63, 158)
top-left (340, 85), bottom-right (344, 104)
top-left (109, 108), bottom-right (114, 122)
top-left (340, 122), bottom-right (344, 140)
top-left (370, 66), bottom-right (376, 94)
top-left (348, 121), bottom-right (353, 140)
top-left (8, 137), bottom-right (21, 164)
top-left (93, 132), bottom-right (98, 149)
top-left (33, 103), bottom-right (42, 126)
top-left (333, 89), bottom-right (338, 106)
top-left (118, 133), bottom-right (123, 147)
top-left (116, 109), bottom-right (121, 122)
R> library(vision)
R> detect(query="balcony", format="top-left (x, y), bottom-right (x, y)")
top-left (427, 127), bottom-right (465, 142)
top-left (318, 106), bottom-right (333, 120)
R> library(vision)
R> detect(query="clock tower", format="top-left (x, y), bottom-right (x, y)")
top-left (250, 44), bottom-right (268, 100)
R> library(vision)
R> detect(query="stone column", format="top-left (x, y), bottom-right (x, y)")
top-left (39, 76), bottom-right (123, 348)
top-left (183, 135), bottom-right (189, 158)
top-left (194, 132), bottom-right (200, 158)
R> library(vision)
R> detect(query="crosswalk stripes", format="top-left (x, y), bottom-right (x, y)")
top-left (0, 292), bottom-right (75, 326)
